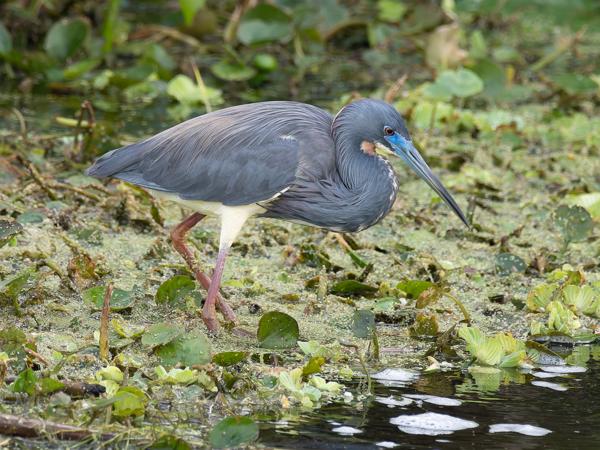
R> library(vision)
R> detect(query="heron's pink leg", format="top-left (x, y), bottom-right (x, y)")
top-left (170, 213), bottom-right (237, 325)
top-left (202, 246), bottom-right (229, 333)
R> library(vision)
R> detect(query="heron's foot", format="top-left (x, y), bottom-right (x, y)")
top-left (201, 304), bottom-right (220, 334)
top-left (215, 295), bottom-right (238, 325)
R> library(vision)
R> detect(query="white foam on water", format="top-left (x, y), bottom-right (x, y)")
top-left (539, 365), bottom-right (586, 374)
top-left (372, 368), bottom-right (419, 387)
top-left (404, 394), bottom-right (462, 406)
top-left (376, 442), bottom-right (399, 448)
top-left (332, 426), bottom-right (362, 436)
top-left (490, 423), bottom-right (552, 436)
top-left (390, 412), bottom-right (478, 436)
top-left (531, 371), bottom-right (562, 378)
top-left (531, 381), bottom-right (568, 391)
top-left (375, 395), bottom-right (413, 407)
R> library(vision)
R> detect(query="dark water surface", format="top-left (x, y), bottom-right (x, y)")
top-left (260, 351), bottom-right (599, 450)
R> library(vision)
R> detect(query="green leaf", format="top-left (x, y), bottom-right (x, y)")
top-left (378, 0), bottom-right (407, 22)
top-left (63, 58), bottom-right (101, 80)
top-left (253, 53), bottom-right (278, 72)
top-left (436, 69), bottom-right (484, 98)
top-left (154, 366), bottom-right (197, 385)
top-left (167, 74), bottom-right (223, 106)
top-left (495, 253), bottom-right (527, 276)
top-left (149, 435), bottom-right (192, 450)
top-left (44, 18), bottom-right (89, 61)
top-left (352, 309), bottom-right (376, 339)
top-left (237, 4), bottom-right (292, 45)
top-left (0, 22), bottom-right (13, 56)
top-left (330, 279), bottom-right (378, 297)
top-left (155, 331), bottom-right (212, 366)
top-left (563, 285), bottom-right (598, 315)
top-left (10, 368), bottom-right (38, 395)
top-left (155, 275), bottom-right (196, 305)
top-left (396, 279), bottom-right (434, 299)
top-left (257, 311), bottom-right (299, 349)
top-left (302, 356), bottom-right (326, 377)
top-left (17, 210), bottom-right (45, 224)
top-left (552, 73), bottom-right (598, 96)
top-left (209, 416), bottom-right (259, 449)
top-left (141, 323), bottom-right (182, 347)
top-left (38, 377), bottom-right (65, 394)
top-left (458, 326), bottom-right (487, 351)
top-left (179, 0), bottom-right (206, 26)
top-left (212, 351), bottom-right (248, 367)
top-left (211, 60), bottom-right (256, 81)
top-left (526, 282), bottom-right (558, 312)
top-left (554, 205), bottom-right (593, 243)
top-left (83, 286), bottom-right (134, 311)
top-left (112, 386), bottom-right (147, 418)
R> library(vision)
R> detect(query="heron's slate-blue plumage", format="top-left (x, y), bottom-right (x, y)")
top-left (87, 100), bottom-right (409, 232)
top-left (87, 99), bottom-right (467, 332)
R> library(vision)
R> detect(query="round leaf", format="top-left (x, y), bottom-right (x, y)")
top-left (44, 18), bottom-right (89, 61)
top-left (155, 275), bottom-right (196, 305)
top-left (155, 331), bottom-right (211, 366)
top-left (141, 323), bottom-right (182, 347)
top-left (554, 205), bottom-right (593, 243)
top-left (83, 286), bottom-right (135, 311)
top-left (237, 4), bottom-right (292, 45)
top-left (257, 311), bottom-right (299, 349)
top-left (212, 351), bottom-right (248, 367)
top-left (209, 416), bottom-right (259, 449)
top-left (211, 60), bottom-right (256, 81)
top-left (352, 309), bottom-right (375, 338)
top-left (495, 253), bottom-right (527, 276)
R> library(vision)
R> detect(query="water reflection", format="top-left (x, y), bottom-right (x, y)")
top-left (260, 346), bottom-right (600, 449)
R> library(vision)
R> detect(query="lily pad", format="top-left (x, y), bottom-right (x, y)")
top-left (237, 4), bottom-right (291, 45)
top-left (554, 205), bottom-right (593, 243)
top-left (211, 60), bottom-right (256, 81)
top-left (257, 311), bottom-right (299, 349)
top-left (141, 323), bottom-right (182, 347)
top-left (83, 286), bottom-right (135, 311)
top-left (155, 275), bottom-right (197, 306)
top-left (44, 18), bottom-right (89, 61)
top-left (155, 331), bottom-right (212, 366)
top-left (352, 309), bottom-right (376, 339)
top-left (495, 253), bottom-right (527, 276)
top-left (209, 416), bottom-right (259, 449)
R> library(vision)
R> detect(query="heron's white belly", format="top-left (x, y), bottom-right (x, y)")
top-left (149, 190), bottom-right (265, 248)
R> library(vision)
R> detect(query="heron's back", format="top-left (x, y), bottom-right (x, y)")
top-left (87, 102), bottom-right (336, 205)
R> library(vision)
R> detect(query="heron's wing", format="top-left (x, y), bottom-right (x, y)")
top-left (86, 102), bottom-right (333, 205)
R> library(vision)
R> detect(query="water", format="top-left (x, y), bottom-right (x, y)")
top-left (260, 352), bottom-right (600, 449)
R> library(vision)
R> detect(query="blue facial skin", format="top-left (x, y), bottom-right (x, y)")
top-left (383, 130), bottom-right (470, 227)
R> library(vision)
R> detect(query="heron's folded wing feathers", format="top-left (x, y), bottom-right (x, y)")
top-left (87, 118), bottom-right (301, 206)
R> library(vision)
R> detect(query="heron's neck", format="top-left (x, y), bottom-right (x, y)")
top-left (330, 125), bottom-right (399, 231)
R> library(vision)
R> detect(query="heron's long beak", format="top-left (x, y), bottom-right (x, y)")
top-left (384, 134), bottom-right (469, 227)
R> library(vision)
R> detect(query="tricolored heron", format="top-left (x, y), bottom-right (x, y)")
top-left (87, 99), bottom-right (468, 333)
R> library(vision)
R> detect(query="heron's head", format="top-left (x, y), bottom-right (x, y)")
top-left (340, 99), bottom-right (469, 227)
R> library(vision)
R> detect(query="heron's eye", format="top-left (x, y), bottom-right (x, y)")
top-left (384, 126), bottom-right (394, 136)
